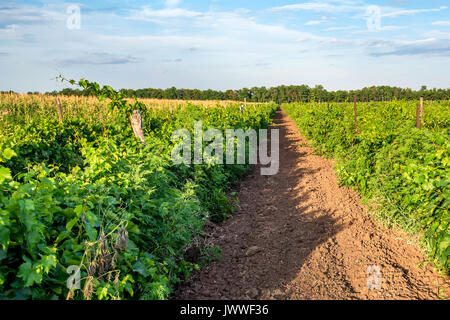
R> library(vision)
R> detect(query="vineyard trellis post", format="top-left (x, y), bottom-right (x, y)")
top-left (56, 97), bottom-right (63, 124)
top-left (130, 109), bottom-right (146, 144)
top-left (420, 97), bottom-right (424, 126)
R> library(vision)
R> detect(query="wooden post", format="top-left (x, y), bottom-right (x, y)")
top-left (56, 97), bottom-right (63, 124)
top-left (416, 104), bottom-right (421, 129)
top-left (353, 95), bottom-right (358, 132)
top-left (420, 97), bottom-right (424, 125)
top-left (130, 109), bottom-right (145, 144)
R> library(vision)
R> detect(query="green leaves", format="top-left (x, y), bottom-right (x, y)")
top-left (84, 220), bottom-right (97, 241)
top-left (0, 226), bottom-right (10, 250)
top-left (18, 262), bottom-right (43, 287)
top-left (17, 253), bottom-right (57, 287)
top-left (2, 148), bottom-right (17, 161)
top-left (0, 166), bottom-right (11, 183)
top-left (0, 147), bottom-right (17, 183)
top-left (66, 217), bottom-right (78, 232)
top-left (40, 254), bottom-right (57, 273)
top-left (74, 204), bottom-right (84, 217)
top-left (64, 78), bottom-right (146, 121)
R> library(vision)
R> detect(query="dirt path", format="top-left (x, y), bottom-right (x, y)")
top-left (172, 109), bottom-right (449, 300)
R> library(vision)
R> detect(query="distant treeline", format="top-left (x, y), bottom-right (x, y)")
top-left (5, 85), bottom-right (450, 103)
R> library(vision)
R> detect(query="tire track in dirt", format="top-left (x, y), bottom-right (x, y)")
top-left (172, 108), bottom-right (449, 300)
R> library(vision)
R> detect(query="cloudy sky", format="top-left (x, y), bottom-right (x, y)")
top-left (0, 0), bottom-right (449, 92)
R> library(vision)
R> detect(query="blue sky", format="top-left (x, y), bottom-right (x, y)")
top-left (0, 0), bottom-right (449, 92)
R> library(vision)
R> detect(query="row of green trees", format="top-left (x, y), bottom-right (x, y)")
top-left (20, 84), bottom-right (450, 103)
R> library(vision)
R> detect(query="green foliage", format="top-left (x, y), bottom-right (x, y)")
top-left (48, 84), bottom-right (450, 103)
top-left (0, 80), bottom-right (277, 299)
top-left (284, 101), bottom-right (449, 274)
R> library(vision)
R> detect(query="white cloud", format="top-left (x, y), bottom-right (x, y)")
top-left (268, 2), bottom-right (449, 22)
top-left (268, 2), bottom-right (360, 13)
top-left (351, 25), bottom-right (407, 34)
top-left (382, 6), bottom-right (448, 18)
top-left (327, 26), bottom-right (358, 31)
top-left (380, 26), bottom-right (406, 30)
top-left (370, 37), bottom-right (450, 57)
top-left (57, 52), bottom-right (144, 66)
top-left (0, 4), bottom-right (65, 27)
top-left (0, 24), bottom-right (18, 33)
top-left (234, 8), bottom-right (251, 14)
top-left (128, 6), bottom-right (203, 21)
top-left (0, 24), bottom-right (21, 40)
top-left (305, 20), bottom-right (323, 25)
top-left (432, 21), bottom-right (450, 26)
top-left (425, 30), bottom-right (450, 39)
top-left (305, 16), bottom-right (329, 25)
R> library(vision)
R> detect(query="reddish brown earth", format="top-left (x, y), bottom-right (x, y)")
top-left (172, 109), bottom-right (450, 300)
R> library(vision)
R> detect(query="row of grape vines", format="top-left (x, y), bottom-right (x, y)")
top-left (283, 100), bottom-right (449, 274)
top-left (0, 79), bottom-right (277, 300)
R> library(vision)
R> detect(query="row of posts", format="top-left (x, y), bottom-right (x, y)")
top-left (56, 96), bottom-right (426, 143)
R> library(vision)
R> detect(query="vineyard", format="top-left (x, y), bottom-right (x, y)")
top-left (283, 101), bottom-right (449, 273)
top-left (0, 83), bottom-right (277, 300)
top-left (0, 82), bottom-right (449, 300)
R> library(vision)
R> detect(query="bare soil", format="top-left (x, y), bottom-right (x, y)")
top-left (172, 109), bottom-right (450, 300)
